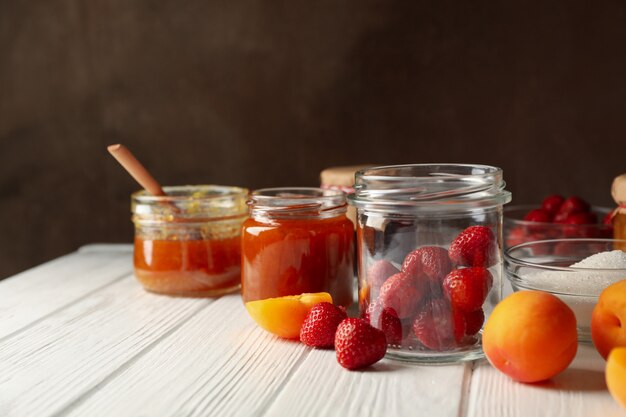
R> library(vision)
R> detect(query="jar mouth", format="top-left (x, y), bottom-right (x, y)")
top-left (349, 164), bottom-right (511, 212)
top-left (249, 187), bottom-right (347, 219)
top-left (132, 185), bottom-right (249, 220)
top-left (132, 185), bottom-right (248, 202)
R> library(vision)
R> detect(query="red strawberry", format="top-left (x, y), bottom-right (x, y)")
top-left (541, 194), bottom-right (565, 215)
top-left (449, 226), bottom-right (497, 267)
top-left (378, 272), bottom-right (424, 318)
top-left (443, 267), bottom-right (493, 312)
top-left (401, 250), bottom-right (423, 277)
top-left (362, 300), bottom-right (402, 344)
top-left (300, 302), bottom-right (348, 348)
top-left (554, 196), bottom-right (591, 222)
top-left (523, 209), bottom-right (551, 223)
top-left (379, 308), bottom-right (403, 345)
top-left (463, 308), bottom-right (485, 336)
top-left (363, 298), bottom-right (380, 322)
top-left (413, 298), bottom-right (464, 350)
top-left (335, 318), bottom-right (387, 370)
top-left (363, 300), bottom-right (413, 345)
top-left (402, 246), bottom-right (452, 296)
top-left (367, 260), bottom-right (400, 290)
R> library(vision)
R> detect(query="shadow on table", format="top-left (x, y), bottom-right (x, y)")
top-left (367, 359), bottom-right (467, 373)
top-left (535, 368), bottom-right (607, 392)
top-left (366, 361), bottom-right (412, 373)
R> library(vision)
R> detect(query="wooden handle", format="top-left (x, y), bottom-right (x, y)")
top-left (107, 144), bottom-right (166, 196)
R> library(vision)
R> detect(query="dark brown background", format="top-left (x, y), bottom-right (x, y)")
top-left (1, 1), bottom-right (625, 279)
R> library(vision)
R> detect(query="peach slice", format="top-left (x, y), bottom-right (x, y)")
top-left (245, 292), bottom-right (332, 339)
top-left (607, 347), bottom-right (626, 409)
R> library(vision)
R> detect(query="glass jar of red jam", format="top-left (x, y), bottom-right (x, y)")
top-left (241, 188), bottom-right (354, 306)
top-left (132, 185), bottom-right (248, 297)
top-left (348, 164), bottom-right (511, 364)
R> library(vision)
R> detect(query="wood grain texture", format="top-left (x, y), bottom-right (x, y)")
top-left (61, 294), bottom-right (309, 417)
top-left (466, 345), bottom-right (626, 417)
top-left (1, 247), bottom-right (624, 417)
top-left (0, 249), bottom-right (132, 339)
top-left (0, 277), bottom-right (209, 417)
top-left (264, 349), bottom-right (472, 417)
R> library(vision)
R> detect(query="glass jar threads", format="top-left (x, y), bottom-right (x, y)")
top-left (132, 185), bottom-right (248, 297)
top-left (241, 188), bottom-right (354, 306)
top-left (348, 164), bottom-right (511, 363)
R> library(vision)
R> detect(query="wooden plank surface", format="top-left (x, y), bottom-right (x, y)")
top-left (467, 345), bottom-right (625, 417)
top-left (0, 248), bottom-right (133, 340)
top-left (264, 349), bottom-right (471, 417)
top-left (0, 245), bottom-right (624, 417)
top-left (0, 277), bottom-right (209, 417)
top-left (61, 294), bottom-right (310, 417)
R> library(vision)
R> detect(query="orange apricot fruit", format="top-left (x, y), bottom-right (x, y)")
top-left (245, 292), bottom-right (332, 339)
top-left (607, 347), bottom-right (626, 409)
top-left (483, 290), bottom-right (578, 383)
top-left (591, 279), bottom-right (626, 360)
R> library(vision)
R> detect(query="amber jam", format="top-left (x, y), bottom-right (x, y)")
top-left (241, 188), bottom-right (354, 306)
top-left (132, 185), bottom-right (248, 297)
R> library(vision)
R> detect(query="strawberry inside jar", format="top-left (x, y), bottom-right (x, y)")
top-left (348, 164), bottom-right (511, 364)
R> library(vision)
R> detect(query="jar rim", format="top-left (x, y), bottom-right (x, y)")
top-left (356, 163), bottom-right (502, 180)
top-left (132, 185), bottom-right (248, 202)
top-left (249, 187), bottom-right (347, 219)
top-left (349, 163), bottom-right (511, 212)
top-left (132, 185), bottom-right (249, 221)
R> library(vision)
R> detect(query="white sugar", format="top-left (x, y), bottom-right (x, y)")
top-left (523, 250), bottom-right (626, 296)
top-left (515, 250), bottom-right (626, 340)
top-left (570, 250), bottom-right (626, 269)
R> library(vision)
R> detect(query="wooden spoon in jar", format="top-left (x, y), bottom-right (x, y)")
top-left (107, 144), bottom-right (167, 196)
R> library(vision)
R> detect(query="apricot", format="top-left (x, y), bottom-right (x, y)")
top-left (607, 347), bottom-right (626, 409)
top-left (483, 291), bottom-right (578, 383)
top-left (245, 292), bottom-right (332, 339)
top-left (591, 280), bottom-right (626, 360)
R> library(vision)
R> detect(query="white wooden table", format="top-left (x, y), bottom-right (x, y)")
top-left (1, 244), bottom-right (625, 417)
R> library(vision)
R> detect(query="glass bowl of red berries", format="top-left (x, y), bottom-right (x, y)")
top-left (504, 195), bottom-right (613, 249)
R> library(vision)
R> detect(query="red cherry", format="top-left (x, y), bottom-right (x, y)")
top-left (524, 209), bottom-right (552, 223)
top-left (541, 195), bottom-right (565, 215)
top-left (556, 196), bottom-right (591, 218)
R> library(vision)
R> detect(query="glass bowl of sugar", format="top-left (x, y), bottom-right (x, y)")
top-left (504, 238), bottom-right (626, 342)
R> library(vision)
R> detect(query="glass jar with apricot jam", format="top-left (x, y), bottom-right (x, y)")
top-left (132, 185), bottom-right (248, 297)
top-left (241, 188), bottom-right (354, 307)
